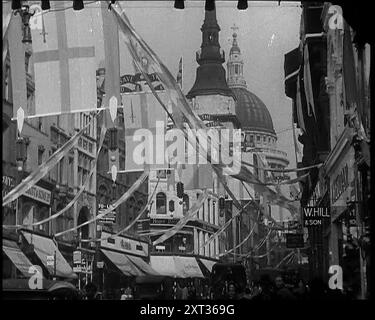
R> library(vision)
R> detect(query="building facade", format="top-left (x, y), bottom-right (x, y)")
top-left (285, 2), bottom-right (371, 298)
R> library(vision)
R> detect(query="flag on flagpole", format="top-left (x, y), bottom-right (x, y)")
top-left (176, 57), bottom-right (183, 89)
top-left (101, 3), bottom-right (121, 128)
top-left (29, 1), bottom-right (97, 118)
top-left (303, 44), bottom-right (316, 119)
top-left (8, 14), bottom-right (27, 121)
top-left (296, 74), bottom-right (306, 133)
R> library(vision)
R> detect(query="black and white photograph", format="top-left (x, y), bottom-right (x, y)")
top-left (2, 0), bottom-right (372, 305)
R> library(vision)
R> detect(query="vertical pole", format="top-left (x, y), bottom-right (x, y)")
top-left (54, 250), bottom-right (57, 279)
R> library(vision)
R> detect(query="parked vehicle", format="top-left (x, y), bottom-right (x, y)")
top-left (2, 279), bottom-right (80, 300)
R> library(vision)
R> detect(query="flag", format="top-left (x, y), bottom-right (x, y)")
top-left (122, 91), bottom-right (169, 172)
top-left (30, 1), bottom-right (97, 117)
top-left (2, 0), bottom-right (12, 68)
top-left (101, 3), bottom-right (121, 128)
top-left (343, 21), bottom-right (360, 118)
top-left (296, 74), bottom-right (306, 133)
top-left (176, 57), bottom-right (183, 89)
top-left (303, 44), bottom-right (316, 119)
top-left (8, 14), bottom-right (27, 118)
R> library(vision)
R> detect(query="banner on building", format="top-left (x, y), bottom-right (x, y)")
top-left (302, 206), bottom-right (330, 227)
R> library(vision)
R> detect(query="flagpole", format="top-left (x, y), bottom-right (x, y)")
top-left (291, 104), bottom-right (301, 264)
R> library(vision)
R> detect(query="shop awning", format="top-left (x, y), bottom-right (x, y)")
top-left (21, 232), bottom-right (77, 279)
top-left (150, 256), bottom-right (204, 278)
top-left (101, 249), bottom-right (143, 277)
top-left (174, 256), bottom-right (204, 278)
top-left (3, 239), bottom-right (34, 277)
top-left (199, 258), bottom-right (217, 273)
top-left (126, 255), bottom-right (159, 276)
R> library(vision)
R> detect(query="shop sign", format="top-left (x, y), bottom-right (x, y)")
top-left (46, 255), bottom-right (55, 266)
top-left (73, 251), bottom-right (82, 264)
top-left (98, 204), bottom-right (116, 224)
top-left (2, 176), bottom-right (17, 210)
top-left (330, 148), bottom-right (355, 221)
top-left (302, 206), bottom-right (330, 227)
top-left (100, 231), bottom-right (148, 257)
top-left (73, 265), bottom-right (82, 273)
top-left (23, 185), bottom-right (51, 205)
top-left (137, 219), bottom-right (150, 232)
top-left (96, 261), bottom-right (104, 269)
top-left (286, 233), bottom-right (304, 248)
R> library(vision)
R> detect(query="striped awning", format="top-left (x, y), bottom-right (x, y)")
top-left (3, 239), bottom-right (34, 277)
top-left (126, 255), bottom-right (159, 276)
top-left (150, 255), bottom-right (204, 278)
top-left (22, 232), bottom-right (77, 279)
top-left (101, 249), bottom-right (143, 277)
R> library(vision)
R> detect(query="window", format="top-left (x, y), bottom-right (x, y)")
top-left (235, 65), bottom-right (239, 74)
top-left (183, 194), bottom-right (189, 216)
top-left (257, 135), bottom-right (260, 142)
top-left (250, 135), bottom-right (254, 144)
top-left (156, 192), bottom-right (166, 214)
top-left (38, 147), bottom-right (44, 165)
top-left (263, 136), bottom-right (267, 143)
top-left (212, 201), bottom-right (216, 225)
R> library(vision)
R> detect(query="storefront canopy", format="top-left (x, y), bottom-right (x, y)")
top-left (101, 249), bottom-right (143, 277)
top-left (3, 239), bottom-right (34, 277)
top-left (21, 232), bottom-right (77, 279)
top-left (126, 255), bottom-right (159, 276)
top-left (150, 256), bottom-right (204, 278)
top-left (199, 258), bottom-right (217, 273)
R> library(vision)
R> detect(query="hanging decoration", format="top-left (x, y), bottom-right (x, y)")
top-left (152, 190), bottom-right (209, 245)
top-left (2, 112), bottom-right (99, 207)
top-left (109, 1), bottom-right (299, 219)
top-left (81, 176), bottom-right (161, 243)
top-left (3, 124), bottom-right (107, 229)
top-left (54, 168), bottom-right (149, 237)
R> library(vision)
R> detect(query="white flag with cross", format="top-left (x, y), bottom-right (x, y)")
top-left (29, 1), bottom-right (97, 118)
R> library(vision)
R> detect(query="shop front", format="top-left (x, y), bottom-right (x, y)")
top-left (96, 231), bottom-right (158, 299)
top-left (325, 127), bottom-right (360, 295)
top-left (20, 230), bottom-right (77, 281)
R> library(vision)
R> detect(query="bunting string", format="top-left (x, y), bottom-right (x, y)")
top-left (110, 2), bottom-right (299, 219)
top-left (215, 210), bottom-right (260, 258)
top-left (54, 168), bottom-right (149, 237)
top-left (140, 190), bottom-right (209, 238)
top-left (3, 125), bottom-right (107, 229)
top-left (80, 176), bottom-right (161, 243)
top-left (152, 190), bottom-right (209, 245)
top-left (2, 111), bottom-right (100, 207)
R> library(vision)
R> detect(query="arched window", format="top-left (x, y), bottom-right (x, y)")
top-left (235, 65), bottom-right (239, 74)
top-left (156, 192), bottom-right (167, 215)
top-left (183, 194), bottom-right (190, 216)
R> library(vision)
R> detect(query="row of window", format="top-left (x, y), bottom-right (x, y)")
top-left (155, 192), bottom-right (218, 225)
top-left (243, 132), bottom-right (276, 146)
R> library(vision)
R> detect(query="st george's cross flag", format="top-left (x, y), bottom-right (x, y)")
top-left (122, 91), bottom-right (170, 172)
top-left (29, 1), bottom-right (97, 118)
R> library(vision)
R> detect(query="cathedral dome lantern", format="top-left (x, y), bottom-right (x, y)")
top-left (187, 9), bottom-right (235, 99)
top-left (227, 26), bottom-right (276, 135)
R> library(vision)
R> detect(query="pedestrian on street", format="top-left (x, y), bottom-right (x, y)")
top-left (293, 279), bottom-right (308, 300)
top-left (226, 282), bottom-right (239, 300)
top-left (274, 275), bottom-right (296, 300)
top-left (181, 280), bottom-right (189, 300)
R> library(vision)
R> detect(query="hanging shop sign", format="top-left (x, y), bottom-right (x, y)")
top-left (23, 185), bottom-right (51, 205)
top-left (100, 231), bottom-right (149, 258)
top-left (2, 176), bottom-right (17, 210)
top-left (137, 219), bottom-right (150, 233)
top-left (302, 206), bottom-right (330, 227)
top-left (73, 251), bottom-right (82, 264)
top-left (330, 147), bottom-right (355, 221)
top-left (98, 204), bottom-right (116, 224)
top-left (286, 233), bottom-right (304, 248)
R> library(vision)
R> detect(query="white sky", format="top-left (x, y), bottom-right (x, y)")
top-left (114, 1), bottom-right (302, 169)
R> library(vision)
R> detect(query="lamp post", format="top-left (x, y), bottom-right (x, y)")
top-left (15, 137), bottom-right (27, 226)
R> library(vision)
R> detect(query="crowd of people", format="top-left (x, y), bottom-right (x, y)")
top-left (77, 275), bottom-right (356, 300)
